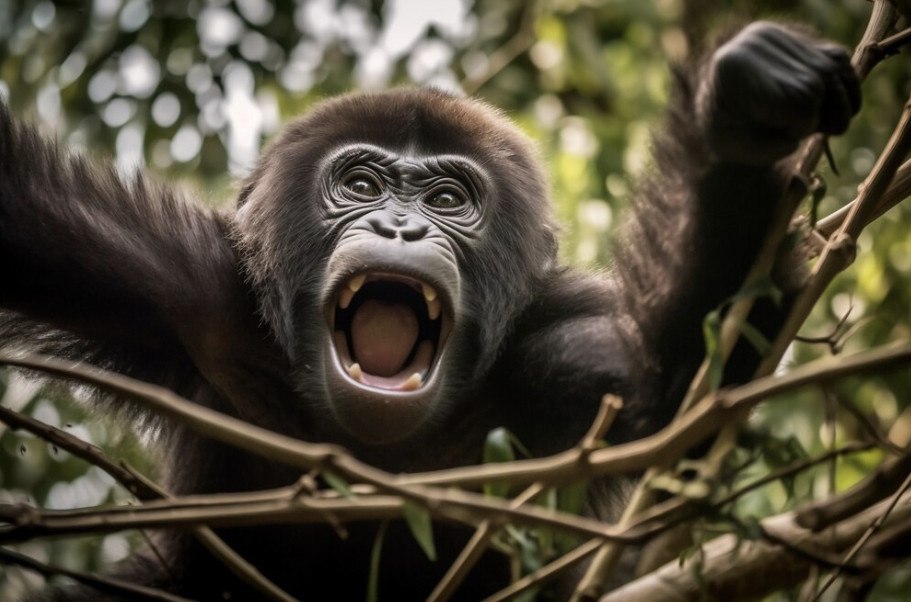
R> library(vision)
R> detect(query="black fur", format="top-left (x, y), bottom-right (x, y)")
top-left (0, 22), bottom-right (859, 600)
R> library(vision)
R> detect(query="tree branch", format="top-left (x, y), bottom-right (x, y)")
top-left (0, 547), bottom-right (193, 602)
top-left (0, 404), bottom-right (300, 601)
top-left (599, 491), bottom-right (911, 602)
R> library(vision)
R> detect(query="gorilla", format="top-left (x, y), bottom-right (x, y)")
top-left (0, 21), bottom-right (859, 601)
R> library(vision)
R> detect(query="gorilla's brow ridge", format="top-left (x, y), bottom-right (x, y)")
top-left (323, 143), bottom-right (488, 191)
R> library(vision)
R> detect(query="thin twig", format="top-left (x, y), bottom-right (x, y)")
top-left (482, 538), bottom-right (603, 602)
top-left (0, 495), bottom-right (404, 542)
top-left (0, 403), bottom-right (299, 602)
top-left (0, 547), bottom-right (193, 602)
top-left (599, 491), bottom-right (911, 602)
top-left (796, 452), bottom-right (911, 531)
top-left (875, 25), bottom-right (911, 56)
top-left (816, 157), bottom-right (911, 237)
top-left (427, 483), bottom-right (545, 602)
top-left (811, 470), bottom-right (911, 600)
top-left (0, 484), bottom-right (642, 547)
top-left (581, 394), bottom-right (623, 453)
top-left (0, 404), bottom-right (159, 500)
top-left (714, 441), bottom-right (876, 510)
top-left (461, 1), bottom-right (539, 95)
top-left (757, 93), bottom-right (911, 377)
top-left (402, 343), bottom-right (911, 487)
top-left (429, 395), bottom-right (622, 600)
top-left (622, 439), bottom-right (877, 565)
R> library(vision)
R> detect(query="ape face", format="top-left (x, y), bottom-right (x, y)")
top-left (234, 89), bottom-right (558, 444)
top-left (320, 144), bottom-right (480, 442)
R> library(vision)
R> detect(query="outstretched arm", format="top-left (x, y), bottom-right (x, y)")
top-left (0, 103), bottom-right (242, 371)
top-left (497, 23), bottom-right (860, 449)
top-left (614, 22), bottom-right (859, 398)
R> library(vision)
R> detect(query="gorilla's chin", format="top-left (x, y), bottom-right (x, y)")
top-left (323, 271), bottom-right (455, 444)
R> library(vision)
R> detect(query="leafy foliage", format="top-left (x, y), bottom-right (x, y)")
top-left (1, 0), bottom-right (910, 599)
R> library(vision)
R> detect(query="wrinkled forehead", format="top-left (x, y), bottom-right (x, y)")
top-left (287, 89), bottom-right (531, 164)
top-left (239, 88), bottom-right (545, 211)
top-left (323, 141), bottom-right (488, 181)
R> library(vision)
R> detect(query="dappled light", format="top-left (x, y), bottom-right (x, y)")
top-left (2, 1), bottom-right (911, 600)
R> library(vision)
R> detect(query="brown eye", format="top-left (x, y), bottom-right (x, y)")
top-left (342, 172), bottom-right (383, 198)
top-left (427, 189), bottom-right (466, 210)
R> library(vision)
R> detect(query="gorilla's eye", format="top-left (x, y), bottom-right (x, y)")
top-left (342, 171), bottom-right (384, 199)
top-left (426, 187), bottom-right (467, 210)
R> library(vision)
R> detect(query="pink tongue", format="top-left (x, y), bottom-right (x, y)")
top-left (351, 299), bottom-right (419, 377)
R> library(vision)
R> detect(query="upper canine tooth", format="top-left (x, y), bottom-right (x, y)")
top-left (427, 297), bottom-right (441, 320)
top-left (349, 274), bottom-right (366, 292)
top-left (421, 283), bottom-right (437, 302)
top-left (339, 287), bottom-right (355, 309)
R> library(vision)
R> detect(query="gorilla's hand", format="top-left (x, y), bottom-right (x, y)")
top-left (698, 22), bottom-right (861, 165)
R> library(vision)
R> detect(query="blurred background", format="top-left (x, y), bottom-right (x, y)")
top-left (1, 0), bottom-right (910, 599)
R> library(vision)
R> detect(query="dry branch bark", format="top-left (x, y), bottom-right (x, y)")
top-left (599, 493), bottom-right (911, 602)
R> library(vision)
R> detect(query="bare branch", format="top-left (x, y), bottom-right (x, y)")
top-left (817, 158), bottom-right (911, 237)
top-left (796, 452), bottom-right (911, 531)
top-left (599, 492), bottom-right (911, 602)
top-left (402, 342), bottom-right (911, 488)
top-left (0, 400), bottom-right (300, 601)
top-left (0, 403), bottom-right (159, 500)
top-left (427, 483), bottom-right (545, 602)
top-left (0, 547), bottom-right (193, 602)
top-left (483, 538), bottom-right (604, 602)
top-left (811, 470), bottom-right (911, 600)
top-left (460, 1), bottom-right (538, 95)
top-left (757, 95), bottom-right (911, 378)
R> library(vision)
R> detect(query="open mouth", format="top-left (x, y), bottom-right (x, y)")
top-left (331, 273), bottom-right (452, 391)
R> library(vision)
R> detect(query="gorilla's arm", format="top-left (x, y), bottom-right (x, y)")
top-left (616, 24), bottom-right (858, 405)
top-left (496, 23), bottom-right (860, 448)
top-left (0, 103), bottom-right (245, 379)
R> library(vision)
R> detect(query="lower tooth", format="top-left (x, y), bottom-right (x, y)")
top-left (402, 373), bottom-right (422, 391)
top-left (348, 363), bottom-right (363, 381)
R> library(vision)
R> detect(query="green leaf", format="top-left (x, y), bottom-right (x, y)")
top-left (483, 427), bottom-right (516, 464)
top-left (544, 487), bottom-right (558, 510)
top-left (483, 428), bottom-right (516, 498)
top-left (505, 525), bottom-right (547, 575)
top-left (557, 480), bottom-right (589, 515)
top-left (366, 521), bottom-right (389, 602)
top-left (732, 276), bottom-right (784, 306)
top-left (767, 435), bottom-right (808, 500)
top-left (702, 277), bottom-right (782, 390)
top-left (554, 482), bottom-right (589, 554)
top-left (742, 516), bottom-right (763, 541)
top-left (402, 501), bottom-right (436, 561)
top-left (702, 309), bottom-right (724, 391)
top-left (736, 320), bottom-right (772, 357)
top-left (323, 471), bottom-right (353, 498)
